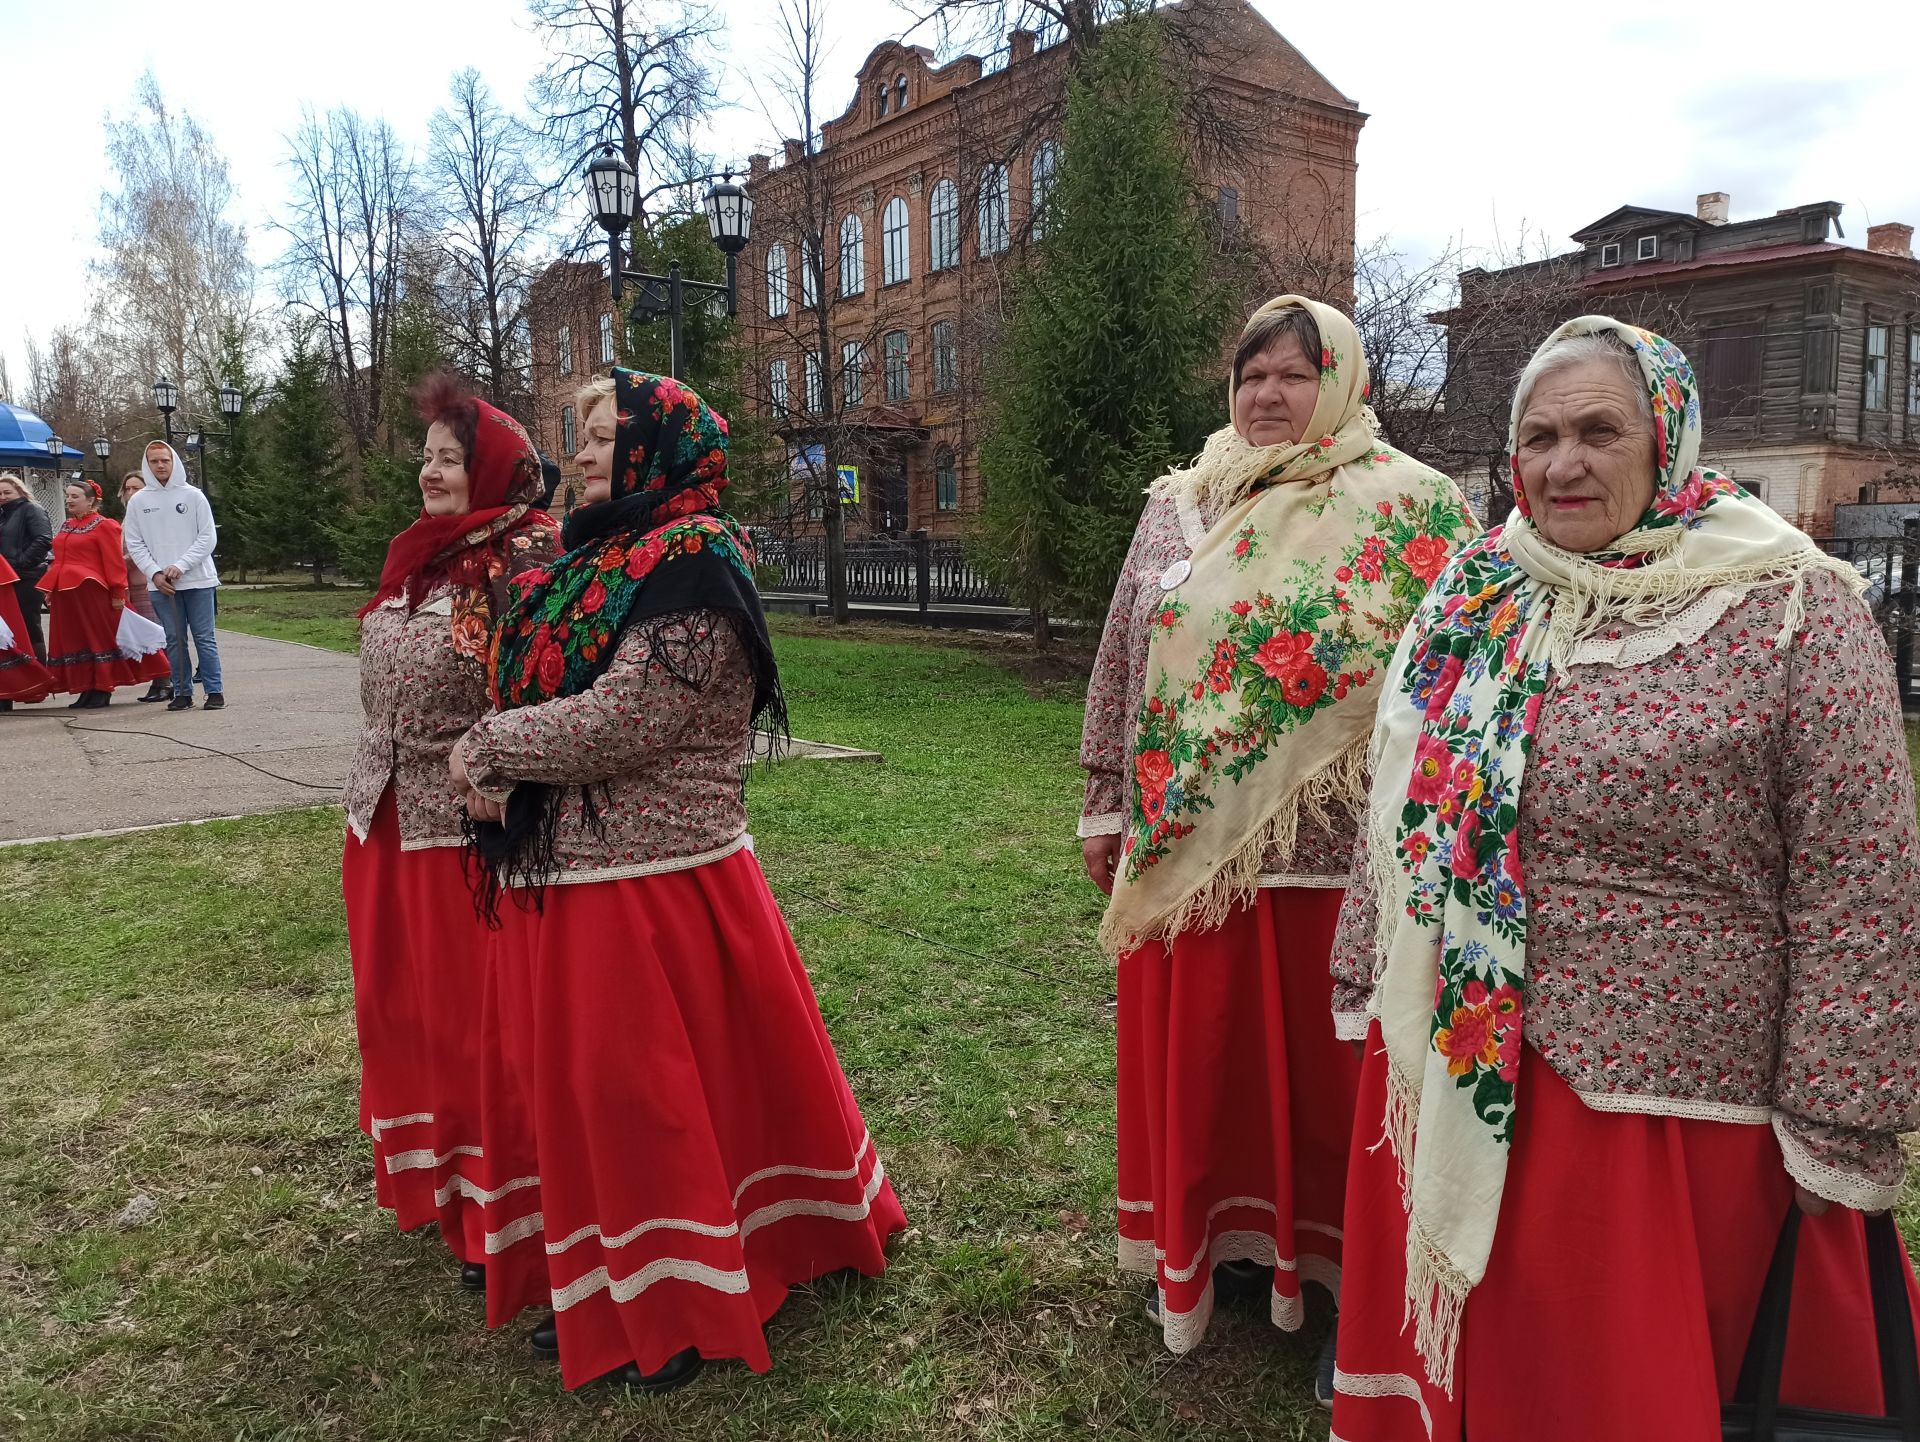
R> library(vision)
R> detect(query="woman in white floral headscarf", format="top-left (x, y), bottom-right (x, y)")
top-left (1328, 317), bottom-right (1920, 1439)
top-left (1077, 296), bottom-right (1476, 1393)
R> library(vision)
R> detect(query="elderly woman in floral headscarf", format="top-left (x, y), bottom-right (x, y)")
top-left (1327, 317), bottom-right (1920, 1440)
top-left (448, 369), bottom-right (905, 1395)
top-left (341, 372), bottom-right (559, 1286)
top-left (1078, 296), bottom-right (1476, 1393)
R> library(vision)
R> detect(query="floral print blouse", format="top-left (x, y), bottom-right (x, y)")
top-left (1331, 568), bottom-right (1920, 1210)
top-left (455, 609), bottom-right (754, 882)
top-left (1079, 486), bottom-right (1359, 883)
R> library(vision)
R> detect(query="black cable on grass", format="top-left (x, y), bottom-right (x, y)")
top-left (60, 721), bottom-right (341, 792)
top-left (772, 876), bottom-right (1117, 1008)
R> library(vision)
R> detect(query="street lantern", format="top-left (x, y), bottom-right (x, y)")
top-left (45, 434), bottom-right (62, 460)
top-left (219, 381), bottom-right (242, 418)
top-left (585, 145), bottom-right (638, 236)
top-left (585, 149), bottom-right (750, 376)
top-left (703, 174), bottom-right (753, 255)
top-left (153, 375), bottom-right (178, 443)
top-left (93, 436), bottom-right (111, 460)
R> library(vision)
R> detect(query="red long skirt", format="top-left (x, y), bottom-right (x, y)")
top-left (1116, 886), bottom-right (1359, 1352)
top-left (1331, 1023), bottom-right (1920, 1441)
top-left (341, 790), bottom-right (491, 1263)
top-left (43, 582), bottom-right (168, 694)
top-left (479, 845), bottom-right (907, 1388)
top-left (0, 579), bottom-right (51, 702)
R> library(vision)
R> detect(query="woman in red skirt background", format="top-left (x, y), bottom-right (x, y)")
top-left (0, 551), bottom-right (53, 709)
top-left (341, 375), bottom-right (557, 1285)
top-left (449, 368), bottom-right (904, 1394)
top-left (38, 479), bottom-right (168, 708)
top-left (1077, 298), bottom-right (1475, 1400)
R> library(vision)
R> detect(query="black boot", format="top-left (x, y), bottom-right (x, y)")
top-left (138, 679), bottom-right (168, 702)
top-left (528, 1314), bottom-right (559, 1360)
top-left (609, 1348), bottom-right (702, 1394)
top-left (459, 1261), bottom-right (486, 1291)
top-left (66, 693), bottom-right (88, 708)
top-left (86, 690), bottom-right (111, 708)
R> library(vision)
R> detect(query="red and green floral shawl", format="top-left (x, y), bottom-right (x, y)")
top-left (1099, 295), bottom-right (1478, 955)
top-left (1363, 316), bottom-right (1860, 1394)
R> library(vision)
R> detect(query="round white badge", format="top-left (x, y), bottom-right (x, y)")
top-left (1158, 558), bottom-right (1192, 591)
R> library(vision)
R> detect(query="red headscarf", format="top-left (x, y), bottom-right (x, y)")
top-left (361, 400), bottom-right (552, 617)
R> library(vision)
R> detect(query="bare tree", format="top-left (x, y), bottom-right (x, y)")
top-left (429, 69), bottom-right (542, 411)
top-left (278, 108), bottom-right (420, 457)
top-left (524, 0), bottom-right (722, 247)
top-left (88, 72), bottom-right (257, 427)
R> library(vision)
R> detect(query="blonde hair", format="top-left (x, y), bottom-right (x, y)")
top-left (0, 471), bottom-right (23, 499)
top-left (576, 376), bottom-right (617, 424)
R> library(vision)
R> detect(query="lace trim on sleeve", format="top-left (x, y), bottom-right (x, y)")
top-left (1077, 812), bottom-right (1124, 839)
top-left (1771, 1114), bottom-right (1904, 1213)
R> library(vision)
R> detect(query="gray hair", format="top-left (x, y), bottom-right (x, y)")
top-left (1513, 330), bottom-right (1653, 426)
top-left (1233, 305), bottom-right (1323, 393)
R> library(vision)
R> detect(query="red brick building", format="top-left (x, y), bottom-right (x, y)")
top-left (525, 0), bottom-right (1364, 534)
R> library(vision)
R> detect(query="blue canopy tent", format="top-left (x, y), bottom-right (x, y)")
top-left (0, 402), bottom-right (87, 517)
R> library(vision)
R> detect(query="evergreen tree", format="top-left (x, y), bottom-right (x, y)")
top-left (262, 322), bottom-right (349, 584)
top-left (198, 321), bottom-right (270, 579)
top-left (974, 12), bottom-right (1231, 638)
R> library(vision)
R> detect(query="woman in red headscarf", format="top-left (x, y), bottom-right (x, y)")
top-left (341, 372), bottom-right (559, 1286)
top-left (38, 479), bottom-right (170, 708)
top-left (0, 550), bottom-right (54, 709)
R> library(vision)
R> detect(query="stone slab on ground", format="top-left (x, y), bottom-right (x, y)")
top-left (3, 628), bottom-right (879, 845)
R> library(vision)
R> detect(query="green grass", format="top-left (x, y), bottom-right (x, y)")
top-left (0, 616), bottom-right (1335, 1442)
top-left (215, 585), bottom-right (372, 652)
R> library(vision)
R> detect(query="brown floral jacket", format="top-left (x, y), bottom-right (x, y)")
top-left (344, 528), bottom-right (557, 848)
top-left (1332, 568), bottom-right (1920, 1209)
top-left (454, 609), bottom-right (754, 882)
top-left (1079, 486), bottom-right (1359, 883)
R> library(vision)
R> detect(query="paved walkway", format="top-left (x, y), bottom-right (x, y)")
top-left (3, 629), bottom-right (878, 845)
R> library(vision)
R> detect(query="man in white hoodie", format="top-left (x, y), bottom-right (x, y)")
top-left (124, 441), bottom-right (224, 711)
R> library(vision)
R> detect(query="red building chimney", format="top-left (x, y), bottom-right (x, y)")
top-left (1867, 222), bottom-right (1915, 259)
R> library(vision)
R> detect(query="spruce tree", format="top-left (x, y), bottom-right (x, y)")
top-left (975, 12), bottom-right (1231, 638)
top-left (262, 322), bottom-right (349, 584)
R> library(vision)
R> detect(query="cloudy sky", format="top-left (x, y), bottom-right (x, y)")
top-left (3, 0), bottom-right (1916, 395)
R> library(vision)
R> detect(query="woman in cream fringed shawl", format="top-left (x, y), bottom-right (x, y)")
top-left (1326, 317), bottom-right (1920, 1440)
top-left (1076, 296), bottom-right (1476, 1398)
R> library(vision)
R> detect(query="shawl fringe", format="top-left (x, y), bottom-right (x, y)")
top-left (1097, 732), bottom-right (1370, 955)
top-left (1376, 1052), bottom-right (1469, 1398)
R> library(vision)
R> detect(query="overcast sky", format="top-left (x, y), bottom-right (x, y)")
top-left (4, 0), bottom-right (1917, 397)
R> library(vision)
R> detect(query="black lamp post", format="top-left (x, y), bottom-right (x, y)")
top-left (178, 381), bottom-right (245, 495)
top-left (45, 434), bottom-right (64, 484)
top-left (93, 435), bottom-right (112, 491)
top-left (153, 375), bottom-right (178, 444)
top-left (584, 146), bottom-right (753, 378)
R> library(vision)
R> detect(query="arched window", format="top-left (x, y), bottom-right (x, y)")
top-left (876, 84), bottom-right (889, 118)
top-left (765, 242), bottom-right (790, 318)
top-left (1030, 141), bottom-right (1058, 238)
top-left (882, 197), bottom-right (910, 285)
top-left (977, 163), bottom-right (1009, 256)
top-left (934, 446), bottom-right (958, 511)
top-left (894, 74), bottom-right (908, 112)
top-left (561, 404), bottom-right (576, 455)
top-left (800, 236), bottom-right (820, 308)
top-left (599, 311), bottom-right (615, 364)
top-left (838, 213), bottom-right (865, 296)
top-left (930, 319), bottom-right (957, 394)
top-left (557, 323), bottom-right (572, 376)
top-left (883, 330), bottom-right (910, 401)
top-left (928, 179), bottom-right (959, 272)
top-left (768, 358), bottom-right (790, 414)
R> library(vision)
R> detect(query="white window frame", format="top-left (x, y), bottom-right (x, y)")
top-left (1865, 324), bottom-right (1890, 411)
top-left (557, 323), bottom-right (572, 375)
top-left (934, 446), bottom-right (958, 511)
top-left (929, 179), bottom-right (959, 272)
top-left (561, 404), bottom-right (576, 455)
top-left (801, 237), bottom-right (820, 309)
top-left (1599, 242), bottom-right (1622, 269)
top-left (598, 312), bottom-right (615, 365)
top-left (1030, 142), bottom-right (1058, 238)
top-left (765, 242), bottom-right (790, 318)
top-left (883, 330), bottom-right (910, 402)
top-left (769, 358), bottom-right (790, 415)
top-left (1636, 234), bottom-right (1659, 262)
top-left (977, 163), bottom-right (1009, 256)
top-left (931, 319), bottom-right (957, 394)
top-left (1908, 331), bottom-right (1920, 416)
top-left (882, 197), bottom-right (910, 285)
top-left (839, 214), bottom-right (865, 297)
top-left (841, 339), bottom-right (866, 408)
top-left (803, 350), bottom-right (824, 414)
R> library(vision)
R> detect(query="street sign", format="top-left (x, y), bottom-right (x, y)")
top-left (838, 464), bottom-right (859, 505)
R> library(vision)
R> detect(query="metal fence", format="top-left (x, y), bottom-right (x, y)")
top-left (752, 531), bottom-right (1010, 612)
top-left (1815, 521), bottom-right (1919, 709)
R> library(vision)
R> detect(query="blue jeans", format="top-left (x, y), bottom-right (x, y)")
top-left (158, 586), bottom-right (222, 697)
